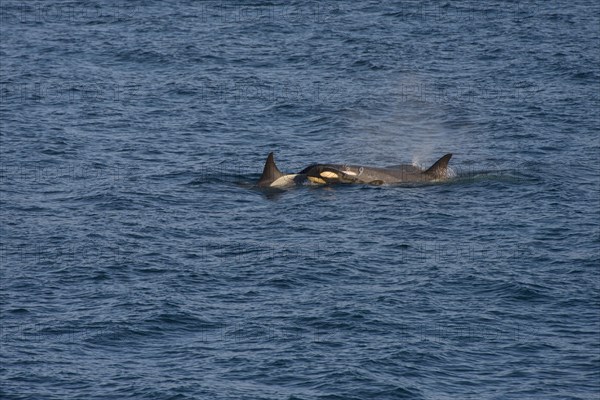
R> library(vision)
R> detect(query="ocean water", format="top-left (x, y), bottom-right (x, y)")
top-left (0, 1), bottom-right (599, 399)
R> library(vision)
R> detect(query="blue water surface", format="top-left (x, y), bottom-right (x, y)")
top-left (1, 1), bottom-right (599, 399)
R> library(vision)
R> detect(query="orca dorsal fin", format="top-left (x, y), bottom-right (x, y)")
top-left (424, 153), bottom-right (452, 178)
top-left (257, 152), bottom-right (284, 187)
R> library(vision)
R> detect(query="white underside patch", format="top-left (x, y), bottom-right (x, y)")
top-left (270, 174), bottom-right (299, 187)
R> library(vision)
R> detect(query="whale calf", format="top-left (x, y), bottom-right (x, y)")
top-left (257, 152), bottom-right (453, 187)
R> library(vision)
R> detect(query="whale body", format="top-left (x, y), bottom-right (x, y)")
top-left (257, 152), bottom-right (453, 187)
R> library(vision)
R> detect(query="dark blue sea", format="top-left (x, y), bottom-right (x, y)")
top-left (1, 1), bottom-right (599, 399)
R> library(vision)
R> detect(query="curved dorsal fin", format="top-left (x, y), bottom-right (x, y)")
top-left (424, 153), bottom-right (452, 178)
top-left (257, 152), bottom-right (284, 187)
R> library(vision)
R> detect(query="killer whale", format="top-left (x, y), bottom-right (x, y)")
top-left (257, 152), bottom-right (306, 187)
top-left (257, 152), bottom-right (453, 187)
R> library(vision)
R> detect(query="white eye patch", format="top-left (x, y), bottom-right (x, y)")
top-left (320, 171), bottom-right (339, 179)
